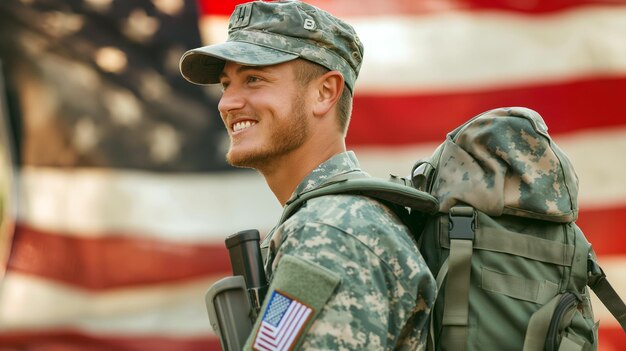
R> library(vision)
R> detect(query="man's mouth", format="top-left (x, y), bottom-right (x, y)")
top-left (232, 120), bottom-right (257, 133)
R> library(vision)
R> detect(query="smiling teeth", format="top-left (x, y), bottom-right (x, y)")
top-left (233, 121), bottom-right (257, 132)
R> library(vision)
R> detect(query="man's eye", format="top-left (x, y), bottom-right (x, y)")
top-left (247, 76), bottom-right (262, 83)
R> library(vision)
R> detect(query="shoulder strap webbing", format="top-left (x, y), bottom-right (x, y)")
top-left (440, 206), bottom-right (475, 351)
top-left (523, 294), bottom-right (563, 351)
top-left (278, 173), bottom-right (439, 226)
top-left (588, 261), bottom-right (626, 332)
top-left (428, 257), bottom-right (450, 351)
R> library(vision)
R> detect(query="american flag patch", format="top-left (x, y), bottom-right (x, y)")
top-left (253, 290), bottom-right (313, 351)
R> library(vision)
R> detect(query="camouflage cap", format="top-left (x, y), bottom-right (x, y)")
top-left (179, 0), bottom-right (364, 94)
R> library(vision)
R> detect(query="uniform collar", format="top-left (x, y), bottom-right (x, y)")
top-left (287, 151), bottom-right (361, 205)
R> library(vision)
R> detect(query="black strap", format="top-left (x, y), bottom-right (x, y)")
top-left (279, 173), bottom-right (439, 226)
top-left (588, 260), bottom-right (626, 332)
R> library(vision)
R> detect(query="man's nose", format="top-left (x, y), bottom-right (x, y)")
top-left (218, 86), bottom-right (245, 118)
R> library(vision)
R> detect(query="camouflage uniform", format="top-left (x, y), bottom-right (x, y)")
top-left (179, 2), bottom-right (437, 350)
top-left (248, 151), bottom-right (436, 350)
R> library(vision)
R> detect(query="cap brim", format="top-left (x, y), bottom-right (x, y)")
top-left (179, 41), bottom-right (299, 85)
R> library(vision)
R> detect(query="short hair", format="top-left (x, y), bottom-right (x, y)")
top-left (292, 59), bottom-right (353, 135)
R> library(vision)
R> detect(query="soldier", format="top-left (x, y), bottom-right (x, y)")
top-left (180, 1), bottom-right (436, 350)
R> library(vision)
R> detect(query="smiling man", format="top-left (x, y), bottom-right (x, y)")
top-left (180, 1), bottom-right (436, 350)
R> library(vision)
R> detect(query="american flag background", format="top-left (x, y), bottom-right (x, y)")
top-left (0, 0), bottom-right (625, 350)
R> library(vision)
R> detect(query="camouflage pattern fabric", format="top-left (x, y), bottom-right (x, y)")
top-left (254, 151), bottom-right (436, 350)
top-left (180, 0), bottom-right (363, 94)
top-left (431, 107), bottom-right (579, 222)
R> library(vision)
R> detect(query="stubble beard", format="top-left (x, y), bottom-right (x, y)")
top-left (225, 96), bottom-right (309, 171)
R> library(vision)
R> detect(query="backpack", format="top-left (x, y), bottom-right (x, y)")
top-left (279, 107), bottom-right (626, 350)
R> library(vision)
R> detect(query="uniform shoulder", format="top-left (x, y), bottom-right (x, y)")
top-left (280, 194), bottom-right (430, 299)
top-left (297, 194), bottom-right (399, 227)
top-left (285, 194), bottom-right (412, 246)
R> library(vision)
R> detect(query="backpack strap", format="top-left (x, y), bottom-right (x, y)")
top-left (440, 206), bottom-right (476, 351)
top-left (278, 172), bottom-right (439, 226)
top-left (588, 258), bottom-right (626, 332)
top-left (523, 255), bottom-right (626, 351)
top-left (428, 257), bottom-right (449, 351)
top-left (523, 294), bottom-right (564, 351)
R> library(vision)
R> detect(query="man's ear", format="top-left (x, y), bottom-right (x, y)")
top-left (312, 71), bottom-right (344, 117)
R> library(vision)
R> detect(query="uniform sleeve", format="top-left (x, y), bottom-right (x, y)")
top-left (246, 221), bottom-right (415, 350)
top-left (243, 253), bottom-right (341, 351)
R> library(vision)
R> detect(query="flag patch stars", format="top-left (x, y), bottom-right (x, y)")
top-left (253, 290), bottom-right (313, 351)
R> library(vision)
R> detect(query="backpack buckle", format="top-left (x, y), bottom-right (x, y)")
top-left (587, 252), bottom-right (606, 289)
top-left (448, 207), bottom-right (476, 240)
top-left (412, 161), bottom-right (435, 192)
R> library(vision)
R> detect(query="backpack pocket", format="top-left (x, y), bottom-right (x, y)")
top-left (524, 290), bottom-right (597, 351)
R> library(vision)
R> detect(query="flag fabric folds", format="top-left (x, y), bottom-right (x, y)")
top-left (0, 0), bottom-right (625, 350)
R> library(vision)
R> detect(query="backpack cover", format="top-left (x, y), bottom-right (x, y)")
top-left (279, 107), bottom-right (625, 351)
top-left (414, 107), bottom-right (608, 351)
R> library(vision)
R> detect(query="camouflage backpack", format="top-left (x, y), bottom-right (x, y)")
top-left (410, 107), bottom-right (626, 350)
top-left (279, 107), bottom-right (626, 350)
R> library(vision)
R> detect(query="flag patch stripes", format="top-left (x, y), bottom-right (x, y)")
top-left (253, 290), bottom-right (313, 351)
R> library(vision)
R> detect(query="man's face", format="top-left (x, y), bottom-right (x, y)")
top-left (217, 61), bottom-right (310, 170)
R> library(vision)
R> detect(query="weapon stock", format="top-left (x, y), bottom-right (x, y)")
top-left (206, 229), bottom-right (268, 350)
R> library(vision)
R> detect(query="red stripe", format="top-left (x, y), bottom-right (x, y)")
top-left (0, 317), bottom-right (620, 351)
top-left (197, 0), bottom-right (626, 16)
top-left (8, 204), bottom-right (625, 290)
top-left (6, 223), bottom-right (231, 290)
top-left (577, 204), bottom-right (626, 257)
top-left (598, 326), bottom-right (626, 351)
top-left (0, 326), bottom-right (620, 351)
top-left (197, 0), bottom-right (248, 16)
top-left (348, 76), bottom-right (626, 146)
top-left (0, 330), bottom-right (219, 351)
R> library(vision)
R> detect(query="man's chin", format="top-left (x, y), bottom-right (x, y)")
top-left (226, 150), bottom-right (265, 169)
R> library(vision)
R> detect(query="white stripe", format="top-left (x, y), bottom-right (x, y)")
top-left (17, 126), bottom-right (626, 242)
top-left (17, 167), bottom-right (282, 242)
top-left (274, 302), bottom-right (302, 350)
top-left (256, 326), bottom-right (276, 349)
top-left (255, 323), bottom-right (277, 351)
top-left (255, 301), bottom-right (310, 351)
top-left (254, 332), bottom-right (273, 351)
top-left (356, 126), bottom-right (626, 209)
top-left (553, 126), bottom-right (626, 209)
top-left (200, 6), bottom-right (626, 93)
top-left (0, 272), bottom-right (218, 337)
top-left (198, 16), bottom-right (230, 46)
top-left (354, 7), bottom-right (626, 93)
top-left (280, 304), bottom-right (311, 351)
top-left (0, 256), bottom-right (621, 334)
